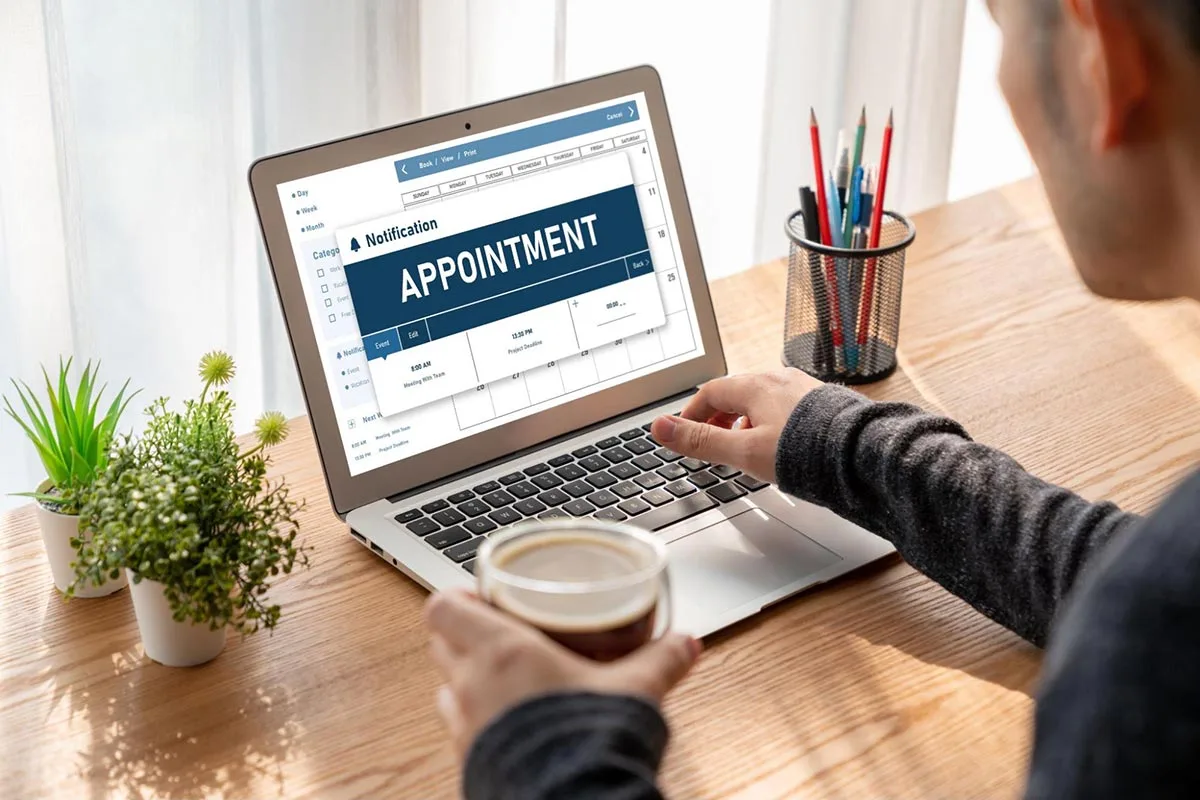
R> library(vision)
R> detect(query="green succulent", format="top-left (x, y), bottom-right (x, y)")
top-left (71, 352), bottom-right (308, 634)
top-left (3, 359), bottom-right (137, 514)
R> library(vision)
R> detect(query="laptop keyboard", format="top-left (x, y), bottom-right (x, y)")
top-left (389, 423), bottom-right (769, 575)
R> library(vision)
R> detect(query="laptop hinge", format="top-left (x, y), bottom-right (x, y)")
top-left (384, 387), bottom-right (698, 505)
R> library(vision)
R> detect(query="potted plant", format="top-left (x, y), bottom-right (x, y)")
top-left (4, 360), bottom-right (137, 597)
top-left (73, 351), bottom-right (308, 666)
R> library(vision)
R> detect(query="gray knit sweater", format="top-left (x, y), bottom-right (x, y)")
top-left (464, 385), bottom-right (1200, 798)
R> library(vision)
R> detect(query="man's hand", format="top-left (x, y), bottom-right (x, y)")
top-left (425, 590), bottom-right (700, 756)
top-left (650, 369), bottom-right (825, 483)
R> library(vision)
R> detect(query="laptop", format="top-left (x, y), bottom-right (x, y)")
top-left (248, 66), bottom-right (893, 638)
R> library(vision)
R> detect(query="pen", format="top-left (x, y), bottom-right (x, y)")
top-left (799, 187), bottom-right (833, 372)
top-left (858, 167), bottom-right (876, 229)
top-left (857, 110), bottom-right (895, 353)
top-left (834, 130), bottom-right (850, 211)
top-left (809, 108), bottom-right (846, 371)
top-left (842, 107), bottom-right (866, 246)
top-left (847, 165), bottom-right (864, 247)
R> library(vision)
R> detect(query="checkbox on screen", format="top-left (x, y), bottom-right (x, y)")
top-left (317, 268), bottom-right (325, 277)
top-left (328, 314), bottom-right (336, 323)
top-left (325, 298), bottom-right (333, 307)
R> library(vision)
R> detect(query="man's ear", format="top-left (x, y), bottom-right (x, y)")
top-left (1065, 0), bottom-right (1151, 151)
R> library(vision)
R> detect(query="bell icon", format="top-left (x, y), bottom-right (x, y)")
top-left (350, 237), bottom-right (361, 252)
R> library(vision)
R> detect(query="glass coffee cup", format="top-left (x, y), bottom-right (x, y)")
top-left (475, 518), bottom-right (672, 662)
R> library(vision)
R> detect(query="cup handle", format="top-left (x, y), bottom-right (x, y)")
top-left (653, 567), bottom-right (673, 638)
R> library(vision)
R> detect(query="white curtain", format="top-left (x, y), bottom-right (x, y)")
top-left (0, 0), bottom-right (965, 507)
top-left (0, 0), bottom-right (421, 506)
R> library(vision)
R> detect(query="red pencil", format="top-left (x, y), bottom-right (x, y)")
top-left (809, 109), bottom-right (845, 364)
top-left (856, 108), bottom-right (894, 348)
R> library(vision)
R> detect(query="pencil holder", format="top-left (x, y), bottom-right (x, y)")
top-left (782, 210), bottom-right (916, 384)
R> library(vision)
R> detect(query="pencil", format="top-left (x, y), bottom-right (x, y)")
top-left (809, 109), bottom-right (846, 371)
top-left (856, 109), bottom-right (894, 351)
top-left (842, 107), bottom-right (866, 247)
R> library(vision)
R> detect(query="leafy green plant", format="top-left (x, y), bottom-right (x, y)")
top-left (72, 351), bottom-right (308, 633)
top-left (3, 359), bottom-right (137, 513)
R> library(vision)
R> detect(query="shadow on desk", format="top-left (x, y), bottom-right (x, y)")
top-left (678, 559), bottom-right (1040, 799)
top-left (58, 641), bottom-right (302, 799)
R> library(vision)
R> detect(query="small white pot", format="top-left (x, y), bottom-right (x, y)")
top-left (128, 573), bottom-right (227, 667)
top-left (33, 489), bottom-right (127, 598)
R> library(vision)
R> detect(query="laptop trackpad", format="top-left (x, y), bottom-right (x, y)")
top-left (667, 508), bottom-right (843, 630)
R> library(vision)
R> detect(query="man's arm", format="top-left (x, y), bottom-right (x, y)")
top-left (464, 693), bottom-right (667, 800)
top-left (773, 385), bottom-right (1140, 646)
top-left (1023, 470), bottom-right (1200, 797)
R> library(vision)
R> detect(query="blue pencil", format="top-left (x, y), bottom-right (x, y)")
top-left (828, 174), bottom-right (857, 370)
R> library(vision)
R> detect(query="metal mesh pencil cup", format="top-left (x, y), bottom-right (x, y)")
top-left (782, 210), bottom-right (916, 384)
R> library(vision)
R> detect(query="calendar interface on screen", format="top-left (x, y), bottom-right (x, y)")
top-left (277, 93), bottom-right (704, 476)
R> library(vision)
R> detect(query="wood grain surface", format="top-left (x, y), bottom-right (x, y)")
top-left (3, 178), bottom-right (1198, 799)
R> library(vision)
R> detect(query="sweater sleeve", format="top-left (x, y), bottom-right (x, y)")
top-left (463, 692), bottom-right (668, 800)
top-left (774, 385), bottom-right (1141, 646)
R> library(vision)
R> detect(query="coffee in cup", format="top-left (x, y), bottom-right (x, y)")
top-left (477, 520), bottom-right (671, 662)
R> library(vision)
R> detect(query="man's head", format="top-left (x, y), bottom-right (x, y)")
top-left (988, 0), bottom-right (1200, 301)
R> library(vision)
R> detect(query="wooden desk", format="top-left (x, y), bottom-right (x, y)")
top-left (4, 178), bottom-right (1199, 799)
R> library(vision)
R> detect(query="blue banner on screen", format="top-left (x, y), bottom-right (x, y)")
top-left (393, 101), bottom-right (639, 183)
top-left (346, 185), bottom-right (650, 357)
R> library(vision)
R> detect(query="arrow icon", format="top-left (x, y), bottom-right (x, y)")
top-left (400, 163), bottom-right (408, 175)
top-left (628, 105), bottom-right (636, 119)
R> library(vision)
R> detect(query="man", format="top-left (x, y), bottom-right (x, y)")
top-left (425, 0), bottom-right (1200, 796)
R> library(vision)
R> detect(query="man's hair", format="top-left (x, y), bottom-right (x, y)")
top-left (1041, 0), bottom-right (1200, 53)
top-left (1150, 0), bottom-right (1200, 51)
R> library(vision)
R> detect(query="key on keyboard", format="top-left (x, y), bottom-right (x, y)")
top-left (735, 475), bottom-right (770, 491)
top-left (508, 481), bottom-right (539, 499)
top-left (482, 490), bottom-right (516, 508)
top-left (555, 463), bottom-right (587, 481)
top-left (538, 488), bottom-right (571, 506)
top-left (447, 490), bottom-right (474, 503)
top-left (458, 499), bottom-right (490, 517)
top-left (394, 509), bottom-right (421, 523)
top-left (464, 517), bottom-right (497, 535)
top-left (585, 472), bottom-right (617, 489)
top-left (433, 509), bottom-right (466, 526)
top-left (444, 536), bottom-right (484, 563)
top-left (427, 525), bottom-right (472, 549)
top-left (563, 480), bottom-right (593, 498)
top-left (626, 438), bottom-right (656, 455)
top-left (618, 497), bottom-right (652, 516)
top-left (595, 507), bottom-right (628, 522)
top-left (708, 481), bottom-right (747, 503)
top-left (632, 454), bottom-right (663, 471)
top-left (612, 481), bottom-right (642, 499)
top-left (514, 499), bottom-right (547, 516)
top-left (665, 480), bottom-right (696, 498)
top-left (630, 493), bottom-right (718, 532)
top-left (564, 499), bottom-right (596, 516)
top-left (642, 488), bottom-right (673, 506)
top-left (531, 473), bottom-right (563, 489)
top-left (406, 517), bottom-right (440, 536)
top-left (635, 472), bottom-right (666, 490)
top-left (587, 490), bottom-right (619, 508)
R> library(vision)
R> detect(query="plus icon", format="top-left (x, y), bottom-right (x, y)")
top-left (572, 300), bottom-right (579, 308)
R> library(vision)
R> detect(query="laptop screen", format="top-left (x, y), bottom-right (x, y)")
top-left (276, 92), bottom-right (705, 477)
